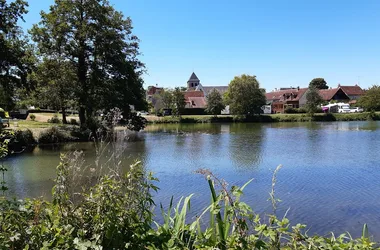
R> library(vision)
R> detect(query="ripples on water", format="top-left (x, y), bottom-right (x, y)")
top-left (4, 121), bottom-right (380, 239)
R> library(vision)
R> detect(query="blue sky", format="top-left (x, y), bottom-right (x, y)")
top-left (21, 0), bottom-right (380, 90)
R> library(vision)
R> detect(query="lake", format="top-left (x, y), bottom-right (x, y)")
top-left (4, 121), bottom-right (380, 239)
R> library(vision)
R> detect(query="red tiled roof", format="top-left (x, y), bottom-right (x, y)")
top-left (147, 86), bottom-right (163, 95)
top-left (266, 88), bottom-right (308, 102)
top-left (318, 88), bottom-right (339, 101)
top-left (339, 85), bottom-right (364, 96)
top-left (186, 97), bottom-right (207, 108)
top-left (183, 91), bottom-right (204, 98)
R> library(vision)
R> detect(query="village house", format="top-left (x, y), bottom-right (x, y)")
top-left (146, 85), bottom-right (163, 102)
top-left (265, 87), bottom-right (308, 113)
top-left (266, 84), bottom-right (363, 113)
top-left (338, 84), bottom-right (365, 103)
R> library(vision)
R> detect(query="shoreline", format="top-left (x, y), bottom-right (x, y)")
top-left (145, 112), bottom-right (380, 124)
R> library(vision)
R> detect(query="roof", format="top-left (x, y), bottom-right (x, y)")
top-left (146, 86), bottom-right (163, 95)
top-left (265, 88), bottom-right (308, 102)
top-left (318, 88), bottom-right (340, 101)
top-left (186, 97), bottom-right (207, 108)
top-left (202, 86), bottom-right (229, 96)
top-left (188, 72), bottom-right (199, 81)
top-left (339, 85), bottom-right (364, 96)
top-left (183, 90), bottom-right (204, 98)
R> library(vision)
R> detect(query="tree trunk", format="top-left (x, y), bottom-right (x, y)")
top-left (79, 107), bottom-right (86, 126)
top-left (77, 3), bottom-right (87, 127)
top-left (62, 106), bottom-right (67, 124)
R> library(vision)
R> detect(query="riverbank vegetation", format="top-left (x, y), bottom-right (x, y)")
top-left (147, 112), bottom-right (380, 124)
top-left (0, 145), bottom-right (377, 249)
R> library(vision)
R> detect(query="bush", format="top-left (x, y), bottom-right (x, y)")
top-left (284, 107), bottom-right (298, 114)
top-left (70, 118), bottom-right (78, 125)
top-left (14, 129), bottom-right (36, 146)
top-left (38, 126), bottom-right (75, 144)
top-left (0, 155), bottom-right (157, 249)
top-left (297, 107), bottom-right (308, 113)
top-left (69, 126), bottom-right (92, 141)
top-left (29, 114), bottom-right (36, 121)
top-left (47, 114), bottom-right (61, 124)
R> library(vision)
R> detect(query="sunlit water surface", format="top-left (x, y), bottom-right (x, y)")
top-left (4, 121), bottom-right (380, 238)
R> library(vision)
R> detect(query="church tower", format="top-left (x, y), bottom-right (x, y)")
top-left (187, 72), bottom-right (200, 89)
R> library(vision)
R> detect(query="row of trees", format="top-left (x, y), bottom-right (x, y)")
top-left (1, 0), bottom-right (147, 129)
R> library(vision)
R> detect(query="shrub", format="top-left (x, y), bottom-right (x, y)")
top-left (284, 107), bottom-right (298, 114)
top-left (14, 129), bottom-right (36, 146)
top-left (38, 126), bottom-right (75, 144)
top-left (297, 107), bottom-right (308, 113)
top-left (69, 126), bottom-right (92, 141)
top-left (70, 118), bottom-right (78, 125)
top-left (0, 154), bottom-right (157, 249)
top-left (47, 114), bottom-right (61, 124)
top-left (29, 114), bottom-right (36, 121)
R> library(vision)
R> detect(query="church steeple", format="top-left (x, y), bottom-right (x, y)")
top-left (187, 72), bottom-right (200, 89)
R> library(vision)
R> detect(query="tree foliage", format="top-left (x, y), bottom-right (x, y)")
top-left (357, 85), bottom-right (380, 111)
top-left (30, 0), bottom-right (146, 128)
top-left (309, 78), bottom-right (328, 90)
top-left (151, 90), bottom-right (173, 114)
top-left (172, 88), bottom-right (185, 117)
top-left (0, 0), bottom-right (35, 110)
top-left (161, 91), bottom-right (173, 109)
top-left (205, 89), bottom-right (225, 116)
top-left (305, 86), bottom-right (323, 115)
top-left (225, 74), bottom-right (266, 115)
top-left (32, 59), bottom-right (77, 123)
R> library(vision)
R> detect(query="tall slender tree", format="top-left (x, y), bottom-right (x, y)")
top-left (172, 88), bottom-right (185, 118)
top-left (305, 86), bottom-right (323, 115)
top-left (0, 0), bottom-right (35, 110)
top-left (30, 0), bottom-right (146, 128)
top-left (205, 89), bottom-right (225, 117)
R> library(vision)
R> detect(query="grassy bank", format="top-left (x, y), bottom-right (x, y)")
top-left (146, 112), bottom-right (380, 124)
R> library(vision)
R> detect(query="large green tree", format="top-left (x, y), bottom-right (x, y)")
top-left (161, 91), bottom-right (173, 109)
top-left (30, 0), bottom-right (146, 128)
top-left (225, 74), bottom-right (266, 115)
top-left (309, 78), bottom-right (328, 90)
top-left (357, 85), bottom-right (380, 111)
top-left (32, 59), bottom-right (77, 123)
top-left (172, 88), bottom-right (185, 117)
top-left (205, 89), bottom-right (225, 116)
top-left (305, 86), bottom-right (323, 115)
top-left (0, 0), bottom-right (35, 110)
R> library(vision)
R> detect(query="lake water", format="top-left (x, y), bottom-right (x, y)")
top-left (4, 121), bottom-right (380, 239)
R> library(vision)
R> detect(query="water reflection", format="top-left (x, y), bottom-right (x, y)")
top-left (228, 124), bottom-right (264, 170)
